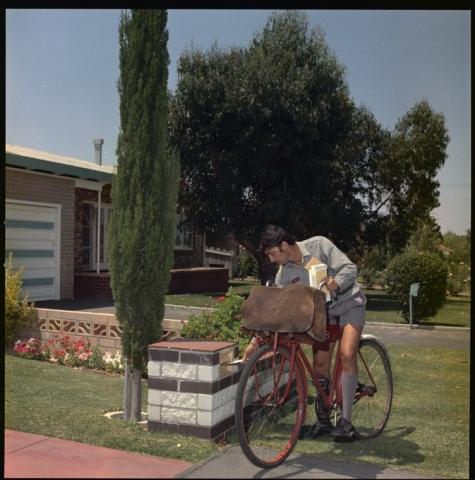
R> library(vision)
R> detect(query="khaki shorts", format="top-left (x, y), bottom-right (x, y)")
top-left (328, 292), bottom-right (366, 327)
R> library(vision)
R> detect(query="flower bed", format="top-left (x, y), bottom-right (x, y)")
top-left (13, 335), bottom-right (124, 374)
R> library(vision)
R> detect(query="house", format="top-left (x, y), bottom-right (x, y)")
top-left (5, 143), bottom-right (232, 301)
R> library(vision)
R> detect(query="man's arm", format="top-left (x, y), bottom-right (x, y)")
top-left (317, 237), bottom-right (357, 293)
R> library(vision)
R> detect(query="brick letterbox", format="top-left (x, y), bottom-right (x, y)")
top-left (147, 340), bottom-right (240, 441)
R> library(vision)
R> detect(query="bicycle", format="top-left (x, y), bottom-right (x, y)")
top-left (234, 287), bottom-right (393, 469)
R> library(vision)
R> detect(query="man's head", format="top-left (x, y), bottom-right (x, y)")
top-left (259, 224), bottom-right (296, 264)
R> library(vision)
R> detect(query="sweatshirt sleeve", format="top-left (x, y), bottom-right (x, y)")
top-left (318, 237), bottom-right (357, 293)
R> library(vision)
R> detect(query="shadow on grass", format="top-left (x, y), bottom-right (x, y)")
top-left (251, 426), bottom-right (425, 479)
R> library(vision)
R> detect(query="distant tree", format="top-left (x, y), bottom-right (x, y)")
top-left (109, 9), bottom-right (180, 421)
top-left (442, 229), bottom-right (471, 296)
top-left (404, 215), bottom-right (443, 255)
top-left (442, 230), bottom-right (471, 265)
top-left (373, 100), bottom-right (450, 255)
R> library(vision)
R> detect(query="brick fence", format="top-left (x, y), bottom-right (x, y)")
top-left (21, 309), bottom-right (186, 355)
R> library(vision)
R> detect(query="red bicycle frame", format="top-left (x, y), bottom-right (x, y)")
top-left (255, 325), bottom-right (346, 412)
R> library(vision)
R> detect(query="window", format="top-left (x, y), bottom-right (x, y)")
top-left (175, 214), bottom-right (193, 250)
top-left (82, 202), bottom-right (113, 270)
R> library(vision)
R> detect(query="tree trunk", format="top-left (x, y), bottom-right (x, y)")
top-left (131, 367), bottom-right (142, 422)
top-left (123, 358), bottom-right (132, 420)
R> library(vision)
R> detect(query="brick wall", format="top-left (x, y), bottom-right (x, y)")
top-left (168, 268), bottom-right (229, 294)
top-left (74, 272), bottom-right (112, 298)
top-left (74, 267), bottom-right (229, 298)
top-left (6, 169), bottom-right (75, 299)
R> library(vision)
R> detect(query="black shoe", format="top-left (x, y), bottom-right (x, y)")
top-left (300, 421), bottom-right (332, 439)
top-left (309, 421), bottom-right (333, 438)
top-left (332, 417), bottom-right (356, 442)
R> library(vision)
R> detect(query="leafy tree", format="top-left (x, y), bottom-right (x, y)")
top-left (108, 9), bottom-right (180, 421)
top-left (170, 11), bottom-right (381, 269)
top-left (170, 11), bottom-right (449, 279)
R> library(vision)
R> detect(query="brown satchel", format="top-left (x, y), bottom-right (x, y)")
top-left (240, 284), bottom-right (327, 342)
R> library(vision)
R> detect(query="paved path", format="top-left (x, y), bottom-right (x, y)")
top-left (180, 444), bottom-right (431, 479)
top-left (4, 430), bottom-right (192, 478)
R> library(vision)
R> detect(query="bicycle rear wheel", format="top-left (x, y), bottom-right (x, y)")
top-left (352, 335), bottom-right (393, 439)
top-left (235, 343), bottom-right (306, 469)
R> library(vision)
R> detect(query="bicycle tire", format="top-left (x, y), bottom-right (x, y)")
top-left (352, 335), bottom-right (393, 439)
top-left (235, 343), bottom-right (307, 469)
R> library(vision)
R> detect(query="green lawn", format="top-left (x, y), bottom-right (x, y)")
top-left (5, 342), bottom-right (469, 479)
top-left (292, 343), bottom-right (469, 479)
top-left (5, 356), bottom-right (218, 464)
top-left (164, 279), bottom-right (259, 308)
top-left (166, 279), bottom-right (471, 328)
top-left (364, 289), bottom-right (471, 327)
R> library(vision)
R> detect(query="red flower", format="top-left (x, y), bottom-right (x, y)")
top-left (217, 296), bottom-right (226, 302)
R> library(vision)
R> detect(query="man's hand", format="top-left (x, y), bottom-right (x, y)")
top-left (323, 276), bottom-right (340, 294)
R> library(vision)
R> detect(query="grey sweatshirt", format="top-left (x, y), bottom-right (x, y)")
top-left (275, 236), bottom-right (362, 310)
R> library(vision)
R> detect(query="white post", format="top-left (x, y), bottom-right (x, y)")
top-left (97, 190), bottom-right (101, 274)
top-left (409, 294), bottom-right (413, 329)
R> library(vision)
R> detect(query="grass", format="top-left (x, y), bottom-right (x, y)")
top-left (364, 289), bottom-right (471, 327)
top-left (6, 341), bottom-right (469, 478)
top-left (289, 343), bottom-right (469, 479)
top-left (166, 278), bottom-right (471, 328)
top-left (5, 356), bottom-right (218, 464)
top-left (164, 279), bottom-right (259, 308)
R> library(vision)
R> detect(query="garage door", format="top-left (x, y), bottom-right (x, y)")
top-left (5, 201), bottom-right (60, 301)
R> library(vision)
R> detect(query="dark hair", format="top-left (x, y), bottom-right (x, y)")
top-left (259, 224), bottom-right (296, 252)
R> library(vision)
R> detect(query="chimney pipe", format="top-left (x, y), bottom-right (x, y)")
top-left (93, 138), bottom-right (104, 165)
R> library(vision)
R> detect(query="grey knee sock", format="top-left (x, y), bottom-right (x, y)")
top-left (341, 371), bottom-right (358, 422)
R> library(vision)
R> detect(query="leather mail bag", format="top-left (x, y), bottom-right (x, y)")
top-left (240, 284), bottom-right (327, 342)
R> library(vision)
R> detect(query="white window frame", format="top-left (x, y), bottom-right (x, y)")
top-left (82, 201), bottom-right (113, 270)
top-left (175, 214), bottom-right (193, 251)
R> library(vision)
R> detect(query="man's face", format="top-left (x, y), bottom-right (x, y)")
top-left (264, 242), bottom-right (290, 264)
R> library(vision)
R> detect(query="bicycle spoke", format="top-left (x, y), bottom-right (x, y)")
top-left (235, 344), bottom-right (306, 468)
top-left (352, 337), bottom-right (393, 439)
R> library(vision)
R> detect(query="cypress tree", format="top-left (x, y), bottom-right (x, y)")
top-left (109, 9), bottom-right (180, 421)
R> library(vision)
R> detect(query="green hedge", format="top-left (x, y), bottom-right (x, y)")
top-left (384, 251), bottom-right (448, 322)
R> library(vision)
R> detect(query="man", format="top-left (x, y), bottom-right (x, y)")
top-left (243, 224), bottom-right (366, 442)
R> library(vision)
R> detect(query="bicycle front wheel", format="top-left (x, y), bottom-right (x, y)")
top-left (352, 335), bottom-right (393, 439)
top-left (235, 343), bottom-right (307, 469)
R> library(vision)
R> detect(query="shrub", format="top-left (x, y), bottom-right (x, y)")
top-left (384, 251), bottom-right (448, 322)
top-left (447, 276), bottom-right (464, 297)
top-left (180, 290), bottom-right (251, 354)
top-left (5, 253), bottom-right (35, 346)
top-left (237, 249), bottom-right (258, 278)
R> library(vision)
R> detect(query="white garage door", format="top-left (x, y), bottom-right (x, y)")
top-left (5, 200), bottom-right (60, 301)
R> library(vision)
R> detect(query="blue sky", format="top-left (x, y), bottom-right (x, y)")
top-left (5, 9), bottom-right (471, 234)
